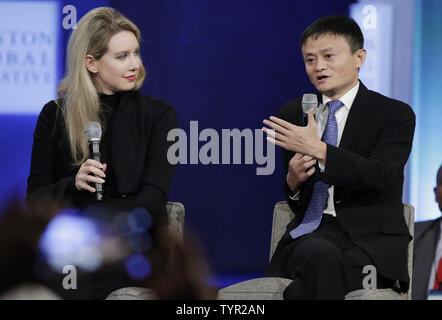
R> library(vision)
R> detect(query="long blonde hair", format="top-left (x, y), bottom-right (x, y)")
top-left (57, 7), bottom-right (146, 166)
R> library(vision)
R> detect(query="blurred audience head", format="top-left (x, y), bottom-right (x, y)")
top-left (435, 164), bottom-right (442, 212)
top-left (0, 196), bottom-right (216, 300)
top-left (0, 196), bottom-right (59, 297)
top-left (147, 228), bottom-right (217, 300)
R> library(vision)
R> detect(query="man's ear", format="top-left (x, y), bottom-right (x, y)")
top-left (85, 55), bottom-right (99, 74)
top-left (354, 48), bottom-right (367, 69)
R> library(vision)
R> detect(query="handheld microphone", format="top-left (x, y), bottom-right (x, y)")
top-left (301, 94), bottom-right (318, 126)
top-left (85, 122), bottom-right (103, 201)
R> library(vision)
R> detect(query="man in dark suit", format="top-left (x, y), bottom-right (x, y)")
top-left (413, 165), bottom-right (442, 300)
top-left (262, 16), bottom-right (415, 299)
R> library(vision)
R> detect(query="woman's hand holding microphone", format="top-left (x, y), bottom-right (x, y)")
top-left (75, 159), bottom-right (106, 192)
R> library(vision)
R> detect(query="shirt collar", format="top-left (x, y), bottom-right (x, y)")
top-left (319, 81), bottom-right (360, 112)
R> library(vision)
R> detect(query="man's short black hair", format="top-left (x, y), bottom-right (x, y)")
top-left (301, 16), bottom-right (364, 53)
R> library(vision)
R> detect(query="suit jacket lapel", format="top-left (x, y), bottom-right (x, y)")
top-left (338, 82), bottom-right (372, 151)
top-left (414, 218), bottom-right (441, 298)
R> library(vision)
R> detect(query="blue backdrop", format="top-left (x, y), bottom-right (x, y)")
top-left (110, 0), bottom-right (355, 278)
top-left (0, 0), bottom-right (369, 282)
top-left (410, 0), bottom-right (442, 222)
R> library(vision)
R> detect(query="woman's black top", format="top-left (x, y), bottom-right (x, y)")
top-left (27, 90), bottom-right (178, 228)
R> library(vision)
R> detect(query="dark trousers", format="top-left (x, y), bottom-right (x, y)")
top-left (267, 214), bottom-right (395, 300)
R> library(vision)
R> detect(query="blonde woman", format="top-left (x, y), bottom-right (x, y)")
top-left (26, 7), bottom-right (177, 293)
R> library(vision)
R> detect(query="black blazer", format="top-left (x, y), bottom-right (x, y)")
top-left (413, 217), bottom-right (441, 299)
top-left (271, 82), bottom-right (415, 290)
top-left (27, 90), bottom-right (177, 226)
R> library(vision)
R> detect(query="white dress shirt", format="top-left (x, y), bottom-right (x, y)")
top-left (320, 81), bottom-right (359, 216)
top-left (289, 81), bottom-right (360, 217)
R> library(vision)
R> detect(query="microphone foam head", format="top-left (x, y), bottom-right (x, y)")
top-left (302, 93), bottom-right (318, 114)
top-left (85, 122), bottom-right (102, 142)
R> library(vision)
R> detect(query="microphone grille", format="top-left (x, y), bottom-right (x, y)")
top-left (85, 122), bottom-right (102, 142)
top-left (302, 93), bottom-right (318, 113)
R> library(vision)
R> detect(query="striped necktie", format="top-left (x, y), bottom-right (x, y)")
top-left (290, 100), bottom-right (343, 239)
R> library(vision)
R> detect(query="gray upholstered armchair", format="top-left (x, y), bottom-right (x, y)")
top-left (217, 201), bottom-right (414, 300)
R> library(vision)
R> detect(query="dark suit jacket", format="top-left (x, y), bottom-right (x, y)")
top-left (26, 90), bottom-right (177, 227)
top-left (412, 217), bottom-right (442, 299)
top-left (269, 82), bottom-right (415, 290)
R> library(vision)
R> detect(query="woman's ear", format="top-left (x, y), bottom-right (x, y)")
top-left (85, 55), bottom-right (99, 75)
